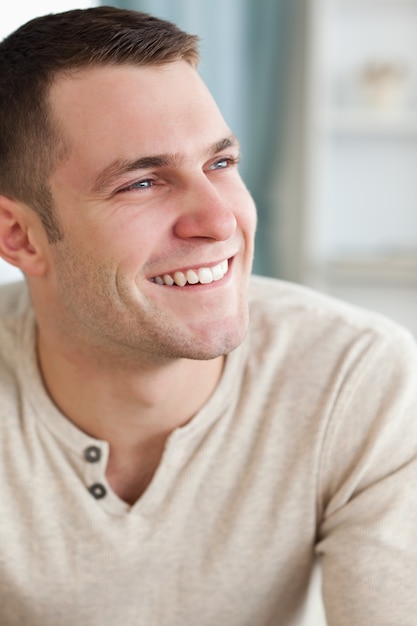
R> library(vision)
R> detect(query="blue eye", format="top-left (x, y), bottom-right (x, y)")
top-left (120, 178), bottom-right (154, 193)
top-left (210, 158), bottom-right (229, 170)
top-left (208, 156), bottom-right (239, 171)
top-left (214, 159), bottom-right (229, 168)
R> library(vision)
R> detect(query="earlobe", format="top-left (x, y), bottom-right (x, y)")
top-left (0, 196), bottom-right (48, 277)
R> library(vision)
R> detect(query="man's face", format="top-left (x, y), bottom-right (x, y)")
top-left (46, 61), bottom-right (257, 364)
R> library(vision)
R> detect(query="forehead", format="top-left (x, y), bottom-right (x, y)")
top-left (49, 61), bottom-right (229, 160)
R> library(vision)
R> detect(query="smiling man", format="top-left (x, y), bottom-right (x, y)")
top-left (44, 61), bottom-right (255, 365)
top-left (0, 7), bottom-right (417, 626)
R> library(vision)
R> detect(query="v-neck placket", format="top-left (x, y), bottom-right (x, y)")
top-left (17, 305), bottom-right (247, 518)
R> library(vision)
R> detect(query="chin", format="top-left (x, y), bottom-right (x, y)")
top-left (178, 318), bottom-right (249, 361)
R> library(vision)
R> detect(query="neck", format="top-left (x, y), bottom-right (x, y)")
top-left (36, 327), bottom-right (224, 447)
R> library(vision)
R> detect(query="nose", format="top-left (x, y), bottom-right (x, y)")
top-left (173, 177), bottom-right (237, 241)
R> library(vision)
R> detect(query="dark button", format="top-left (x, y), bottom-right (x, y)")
top-left (88, 483), bottom-right (107, 499)
top-left (84, 445), bottom-right (101, 463)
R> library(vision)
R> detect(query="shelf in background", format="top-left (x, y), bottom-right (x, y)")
top-left (320, 254), bottom-right (417, 286)
top-left (321, 110), bottom-right (417, 136)
top-left (330, 0), bottom-right (417, 6)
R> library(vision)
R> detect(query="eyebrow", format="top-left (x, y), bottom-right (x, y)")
top-left (91, 135), bottom-right (240, 195)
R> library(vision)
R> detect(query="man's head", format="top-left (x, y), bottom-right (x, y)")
top-left (0, 6), bottom-right (199, 242)
top-left (0, 7), bottom-right (256, 364)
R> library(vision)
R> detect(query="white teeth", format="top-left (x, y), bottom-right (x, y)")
top-left (154, 259), bottom-right (229, 287)
top-left (163, 274), bottom-right (174, 286)
top-left (186, 269), bottom-right (199, 284)
top-left (198, 267), bottom-right (214, 284)
top-left (173, 271), bottom-right (187, 287)
top-left (211, 263), bottom-right (224, 281)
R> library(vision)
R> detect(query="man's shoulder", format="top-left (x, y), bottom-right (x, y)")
top-left (0, 281), bottom-right (30, 416)
top-left (0, 280), bottom-right (30, 320)
top-left (0, 280), bottom-right (30, 376)
top-left (248, 274), bottom-right (415, 350)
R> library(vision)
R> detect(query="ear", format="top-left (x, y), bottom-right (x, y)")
top-left (0, 196), bottom-right (48, 277)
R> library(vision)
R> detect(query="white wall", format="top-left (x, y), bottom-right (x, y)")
top-left (0, 261), bottom-right (23, 285)
top-left (0, 0), bottom-right (98, 40)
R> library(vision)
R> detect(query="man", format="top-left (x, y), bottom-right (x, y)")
top-left (0, 7), bottom-right (416, 626)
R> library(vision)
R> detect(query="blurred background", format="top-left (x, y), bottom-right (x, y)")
top-left (2, 1), bottom-right (416, 623)
top-left (1, 0), bottom-right (416, 339)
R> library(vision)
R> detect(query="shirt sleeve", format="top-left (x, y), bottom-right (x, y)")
top-left (315, 324), bottom-right (417, 625)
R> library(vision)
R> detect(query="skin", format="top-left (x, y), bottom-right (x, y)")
top-left (0, 61), bottom-right (257, 503)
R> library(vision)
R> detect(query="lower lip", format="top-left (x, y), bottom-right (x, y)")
top-left (151, 258), bottom-right (234, 290)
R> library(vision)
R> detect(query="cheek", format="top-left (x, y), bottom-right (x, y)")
top-left (91, 210), bottom-right (161, 266)
top-left (236, 189), bottom-right (257, 238)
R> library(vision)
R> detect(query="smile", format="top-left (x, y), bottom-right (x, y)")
top-left (151, 259), bottom-right (229, 287)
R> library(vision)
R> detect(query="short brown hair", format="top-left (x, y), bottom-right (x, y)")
top-left (0, 6), bottom-right (199, 242)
